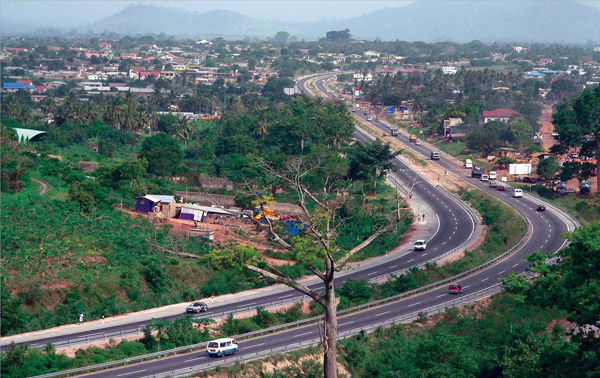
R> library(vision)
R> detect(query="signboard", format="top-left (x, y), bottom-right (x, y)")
top-left (509, 163), bottom-right (532, 175)
top-left (353, 88), bottom-right (361, 97)
top-left (283, 87), bottom-right (296, 95)
top-left (387, 107), bottom-right (395, 114)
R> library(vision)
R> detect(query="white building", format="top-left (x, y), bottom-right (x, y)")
top-left (442, 66), bottom-right (458, 75)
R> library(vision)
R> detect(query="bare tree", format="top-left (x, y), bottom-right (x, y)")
top-left (207, 154), bottom-right (413, 378)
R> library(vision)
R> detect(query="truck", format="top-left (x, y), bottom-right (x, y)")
top-left (471, 167), bottom-right (483, 179)
top-left (410, 134), bottom-right (418, 143)
top-left (580, 181), bottom-right (592, 194)
top-left (430, 151), bottom-right (441, 160)
top-left (556, 181), bottom-right (575, 195)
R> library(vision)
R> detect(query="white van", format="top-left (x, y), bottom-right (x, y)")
top-left (513, 188), bottom-right (523, 198)
top-left (206, 338), bottom-right (238, 357)
top-left (464, 159), bottom-right (473, 169)
top-left (489, 171), bottom-right (497, 180)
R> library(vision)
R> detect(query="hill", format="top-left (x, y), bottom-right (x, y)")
top-left (85, 4), bottom-right (304, 39)
top-left (304, 0), bottom-right (600, 43)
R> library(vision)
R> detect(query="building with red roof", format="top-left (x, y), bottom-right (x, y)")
top-left (481, 109), bottom-right (518, 124)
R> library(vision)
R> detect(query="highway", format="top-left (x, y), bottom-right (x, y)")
top-left (48, 74), bottom-right (576, 378)
top-left (5, 76), bottom-right (476, 351)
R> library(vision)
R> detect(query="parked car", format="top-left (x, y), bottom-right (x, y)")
top-left (448, 284), bottom-right (463, 294)
top-left (413, 240), bottom-right (427, 251)
top-left (186, 302), bottom-right (208, 313)
top-left (206, 338), bottom-right (238, 357)
top-left (537, 205), bottom-right (546, 211)
top-left (497, 185), bottom-right (505, 191)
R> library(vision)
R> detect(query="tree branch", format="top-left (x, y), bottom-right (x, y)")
top-left (244, 264), bottom-right (325, 306)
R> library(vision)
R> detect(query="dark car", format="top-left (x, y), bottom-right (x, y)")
top-left (497, 185), bottom-right (506, 191)
top-left (186, 302), bottom-right (208, 313)
top-left (537, 205), bottom-right (546, 211)
top-left (448, 284), bottom-right (463, 294)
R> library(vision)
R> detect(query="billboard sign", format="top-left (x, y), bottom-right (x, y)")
top-left (509, 164), bottom-right (532, 175)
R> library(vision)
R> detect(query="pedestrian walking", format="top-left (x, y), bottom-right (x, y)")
top-left (79, 313), bottom-right (84, 325)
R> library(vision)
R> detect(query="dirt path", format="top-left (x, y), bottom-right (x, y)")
top-left (32, 177), bottom-right (52, 195)
top-left (539, 105), bottom-right (557, 152)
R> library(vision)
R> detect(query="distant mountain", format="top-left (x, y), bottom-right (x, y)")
top-left (85, 4), bottom-right (304, 39)
top-left (304, 0), bottom-right (600, 43)
top-left (1, 21), bottom-right (41, 36)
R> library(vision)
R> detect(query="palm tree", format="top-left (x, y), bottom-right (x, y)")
top-left (3, 94), bottom-right (22, 119)
top-left (174, 116), bottom-right (192, 147)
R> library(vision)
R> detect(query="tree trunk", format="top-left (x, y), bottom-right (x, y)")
top-left (323, 275), bottom-right (338, 378)
top-left (596, 138), bottom-right (600, 192)
top-left (373, 168), bottom-right (378, 190)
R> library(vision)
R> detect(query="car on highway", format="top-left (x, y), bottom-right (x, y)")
top-left (186, 302), bottom-right (208, 313)
top-left (489, 171), bottom-right (497, 180)
top-left (415, 139), bottom-right (422, 145)
top-left (537, 205), bottom-right (546, 211)
top-left (489, 181), bottom-right (498, 188)
top-left (364, 111), bottom-right (368, 115)
top-left (480, 174), bottom-right (489, 181)
top-left (206, 338), bottom-right (238, 357)
top-left (413, 240), bottom-right (427, 251)
top-left (448, 284), bottom-right (463, 294)
top-left (367, 116), bottom-right (373, 121)
top-left (513, 188), bottom-right (523, 198)
top-left (497, 185), bottom-right (505, 191)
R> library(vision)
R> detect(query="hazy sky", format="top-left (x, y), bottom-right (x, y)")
top-left (1, 1), bottom-right (412, 27)
top-left (2, 0), bottom-right (599, 29)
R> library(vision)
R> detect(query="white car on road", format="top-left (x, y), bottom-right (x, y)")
top-left (414, 240), bottom-right (427, 251)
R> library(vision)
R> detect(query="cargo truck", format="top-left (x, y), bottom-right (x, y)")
top-left (410, 134), bottom-right (418, 142)
top-left (471, 167), bottom-right (483, 179)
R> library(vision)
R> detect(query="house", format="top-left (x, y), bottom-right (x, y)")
top-left (442, 66), bottom-right (457, 75)
top-left (3, 82), bottom-right (36, 92)
top-left (481, 109), bottom-right (518, 124)
top-left (16, 79), bottom-right (33, 85)
top-left (178, 203), bottom-right (234, 222)
top-left (364, 50), bottom-right (381, 57)
top-left (538, 58), bottom-right (553, 65)
top-left (140, 71), bottom-right (160, 79)
top-left (135, 195), bottom-right (177, 218)
top-left (198, 177), bottom-right (234, 191)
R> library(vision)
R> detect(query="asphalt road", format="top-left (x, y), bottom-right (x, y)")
top-left (5, 76), bottom-right (476, 352)
top-left (63, 74), bottom-right (573, 378)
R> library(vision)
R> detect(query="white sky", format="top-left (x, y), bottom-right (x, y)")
top-left (1, 1), bottom-right (413, 28)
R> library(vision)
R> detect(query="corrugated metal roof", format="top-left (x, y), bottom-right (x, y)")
top-left (181, 204), bottom-right (233, 215)
top-left (150, 195), bottom-right (175, 203)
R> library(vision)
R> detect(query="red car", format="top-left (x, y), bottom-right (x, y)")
top-left (448, 284), bottom-right (463, 294)
top-left (497, 185), bottom-right (505, 191)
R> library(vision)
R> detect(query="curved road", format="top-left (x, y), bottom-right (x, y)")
top-left (53, 74), bottom-right (575, 378)
top-left (5, 78), bottom-right (476, 351)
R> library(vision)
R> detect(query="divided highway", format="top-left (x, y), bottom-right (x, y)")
top-left (32, 74), bottom-right (576, 378)
top-left (5, 77), bottom-right (477, 351)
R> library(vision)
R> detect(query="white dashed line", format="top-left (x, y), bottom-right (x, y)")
top-left (367, 271), bottom-right (378, 276)
top-left (481, 278), bottom-right (489, 282)
top-left (118, 371), bottom-right (147, 377)
top-left (407, 259), bottom-right (414, 263)
top-left (184, 357), bottom-right (205, 362)
top-left (279, 294), bottom-right (294, 299)
top-left (436, 294), bottom-right (446, 298)
top-left (389, 265), bottom-right (397, 269)
top-left (513, 264), bottom-right (519, 267)
top-left (339, 321), bottom-right (354, 327)
top-left (246, 343), bottom-right (265, 349)
top-left (408, 302), bottom-right (421, 307)
top-left (294, 332), bottom-right (314, 338)
top-left (498, 270), bottom-right (505, 275)
top-left (375, 311), bottom-right (390, 317)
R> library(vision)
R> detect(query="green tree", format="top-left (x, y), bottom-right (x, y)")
top-left (139, 133), bottom-right (182, 176)
top-left (551, 87), bottom-right (600, 190)
top-left (275, 31), bottom-right (289, 44)
top-left (536, 157), bottom-right (560, 179)
top-left (508, 115), bottom-right (533, 149)
top-left (348, 139), bottom-right (401, 190)
top-left (466, 126), bottom-right (501, 157)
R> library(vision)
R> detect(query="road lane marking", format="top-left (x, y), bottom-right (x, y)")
top-left (498, 270), bottom-right (505, 275)
top-left (481, 278), bottom-right (489, 281)
top-left (185, 357), bottom-right (206, 362)
top-left (513, 263), bottom-right (519, 267)
top-left (408, 302), bottom-right (421, 307)
top-left (367, 271), bottom-right (378, 275)
top-left (339, 321), bottom-right (354, 327)
top-left (118, 370), bottom-right (147, 377)
top-left (464, 285), bottom-right (470, 289)
top-left (407, 259), bottom-right (414, 262)
top-left (279, 294), bottom-right (294, 299)
top-left (442, 242), bottom-right (447, 245)
top-left (293, 332), bottom-right (314, 338)
top-left (375, 311), bottom-right (390, 317)
top-left (246, 343), bottom-right (265, 349)
top-left (436, 294), bottom-right (446, 298)
top-left (422, 252), bottom-right (427, 256)
top-left (240, 303), bottom-right (256, 307)
top-left (389, 265), bottom-right (397, 269)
